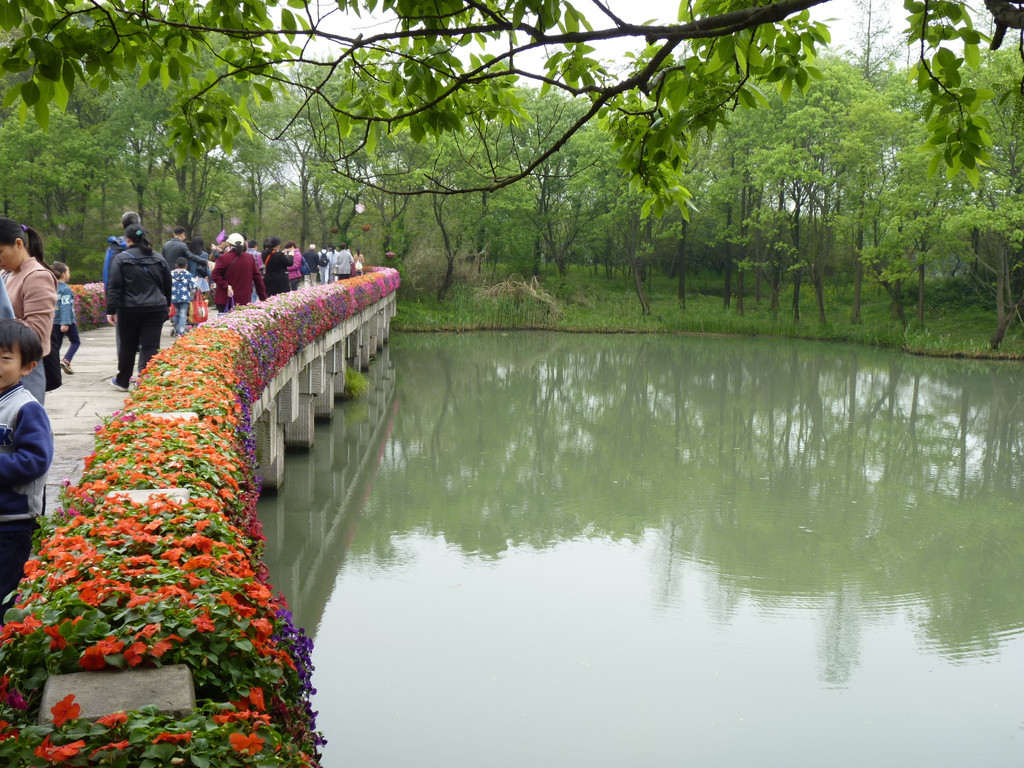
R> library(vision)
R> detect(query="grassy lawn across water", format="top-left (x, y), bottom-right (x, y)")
top-left (390, 268), bottom-right (1024, 360)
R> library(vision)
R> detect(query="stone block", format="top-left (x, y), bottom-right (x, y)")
top-left (39, 665), bottom-right (196, 724)
top-left (105, 488), bottom-right (191, 504)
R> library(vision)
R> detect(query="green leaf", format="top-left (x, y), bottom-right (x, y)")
top-left (21, 78), bottom-right (39, 106)
top-left (963, 42), bottom-right (979, 70)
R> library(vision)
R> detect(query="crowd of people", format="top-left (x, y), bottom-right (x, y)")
top-left (0, 210), bottom-right (378, 625)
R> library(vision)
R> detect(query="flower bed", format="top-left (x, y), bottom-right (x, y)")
top-left (70, 283), bottom-right (107, 331)
top-left (0, 270), bottom-right (399, 767)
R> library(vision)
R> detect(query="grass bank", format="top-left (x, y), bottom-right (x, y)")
top-left (392, 269), bottom-right (1024, 360)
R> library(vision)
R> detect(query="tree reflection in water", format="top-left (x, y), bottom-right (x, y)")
top-left (259, 332), bottom-right (1024, 684)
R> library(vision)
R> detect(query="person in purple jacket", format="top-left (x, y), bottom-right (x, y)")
top-left (0, 319), bottom-right (52, 624)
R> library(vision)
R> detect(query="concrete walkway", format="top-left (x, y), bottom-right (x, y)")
top-left (43, 322), bottom-right (177, 513)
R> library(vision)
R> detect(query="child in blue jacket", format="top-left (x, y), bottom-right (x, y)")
top-left (0, 319), bottom-right (53, 624)
top-left (50, 262), bottom-right (81, 375)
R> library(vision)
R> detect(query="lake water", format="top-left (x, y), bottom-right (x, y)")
top-left (258, 332), bottom-right (1024, 768)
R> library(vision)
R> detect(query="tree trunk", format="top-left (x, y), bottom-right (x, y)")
top-left (813, 271), bottom-right (826, 324)
top-left (917, 259), bottom-right (925, 324)
top-left (852, 226), bottom-right (863, 324)
top-left (889, 281), bottom-right (906, 324)
top-left (632, 257), bottom-right (651, 315)
top-left (737, 269), bottom-right (745, 315)
top-left (769, 267), bottom-right (781, 317)
top-left (990, 250), bottom-right (1008, 348)
top-left (990, 313), bottom-right (1014, 349)
top-left (792, 271), bottom-right (801, 322)
top-left (723, 265), bottom-right (731, 309)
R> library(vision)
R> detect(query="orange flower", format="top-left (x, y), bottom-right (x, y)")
top-left (149, 636), bottom-right (181, 658)
top-left (50, 694), bottom-right (81, 728)
top-left (152, 731), bottom-right (192, 744)
top-left (94, 636), bottom-right (125, 655)
top-left (96, 711), bottom-right (128, 728)
top-left (34, 736), bottom-right (86, 763)
top-left (229, 731), bottom-right (265, 755)
top-left (248, 687), bottom-right (265, 712)
top-left (79, 646), bottom-right (107, 671)
top-left (192, 613), bottom-right (216, 632)
top-left (136, 623), bottom-right (161, 639)
top-left (43, 624), bottom-right (66, 650)
top-left (90, 740), bottom-right (130, 758)
top-left (123, 641), bottom-right (147, 667)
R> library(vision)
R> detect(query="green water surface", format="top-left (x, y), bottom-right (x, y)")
top-left (258, 332), bottom-right (1024, 768)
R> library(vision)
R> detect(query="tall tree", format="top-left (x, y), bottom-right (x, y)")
top-left (0, 0), bottom-right (1002, 215)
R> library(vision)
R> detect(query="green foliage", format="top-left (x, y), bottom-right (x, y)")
top-left (342, 368), bottom-right (369, 400)
top-left (394, 265), bottom-right (1024, 358)
top-left (0, 0), bottom-right (1009, 219)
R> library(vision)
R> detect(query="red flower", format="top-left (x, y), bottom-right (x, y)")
top-left (248, 687), bottom-right (265, 712)
top-left (152, 731), bottom-right (192, 744)
top-left (229, 731), bottom-right (265, 755)
top-left (43, 624), bottom-right (66, 650)
top-left (90, 740), bottom-right (130, 758)
top-left (192, 613), bottom-right (216, 632)
top-left (79, 646), bottom-right (107, 671)
top-left (150, 636), bottom-right (180, 658)
top-left (123, 641), bottom-right (147, 667)
top-left (50, 694), bottom-right (81, 728)
top-left (95, 636), bottom-right (125, 655)
top-left (96, 711), bottom-right (128, 728)
top-left (34, 736), bottom-right (86, 763)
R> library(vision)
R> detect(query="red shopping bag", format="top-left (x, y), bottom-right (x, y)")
top-left (190, 289), bottom-right (209, 324)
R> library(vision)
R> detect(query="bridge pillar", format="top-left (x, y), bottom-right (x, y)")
top-left (284, 362), bottom-right (316, 450)
top-left (312, 351), bottom-right (336, 420)
top-left (358, 320), bottom-right (371, 371)
top-left (255, 409), bottom-right (284, 489)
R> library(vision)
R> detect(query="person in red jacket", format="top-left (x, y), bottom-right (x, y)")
top-left (211, 233), bottom-right (267, 312)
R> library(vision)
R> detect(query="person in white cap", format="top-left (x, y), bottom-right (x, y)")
top-left (212, 233), bottom-right (266, 312)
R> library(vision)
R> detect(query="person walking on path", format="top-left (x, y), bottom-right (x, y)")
top-left (331, 243), bottom-right (353, 281)
top-left (318, 245), bottom-right (334, 286)
top-left (103, 211), bottom-right (140, 289)
top-left (283, 240), bottom-right (303, 291)
top-left (170, 257), bottom-right (196, 336)
top-left (0, 218), bottom-right (58, 404)
top-left (106, 225), bottom-right (171, 391)
top-left (302, 243), bottom-right (320, 286)
top-left (262, 237), bottom-right (291, 297)
top-left (186, 235), bottom-right (211, 280)
top-left (212, 233), bottom-right (267, 312)
top-left (50, 262), bottom-right (81, 374)
top-left (162, 226), bottom-right (190, 273)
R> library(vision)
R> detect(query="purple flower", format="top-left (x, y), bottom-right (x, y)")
top-left (6, 689), bottom-right (27, 710)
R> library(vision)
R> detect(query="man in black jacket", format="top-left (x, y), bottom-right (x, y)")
top-left (162, 226), bottom-right (190, 272)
